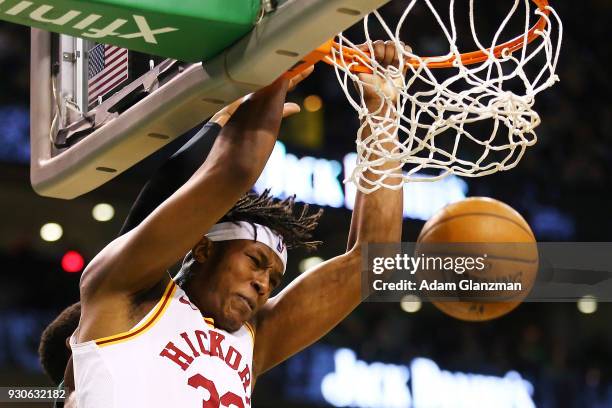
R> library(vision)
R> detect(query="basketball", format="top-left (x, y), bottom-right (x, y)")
top-left (416, 197), bottom-right (539, 322)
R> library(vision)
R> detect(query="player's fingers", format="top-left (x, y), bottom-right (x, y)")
top-left (299, 65), bottom-right (315, 80)
top-left (391, 42), bottom-right (404, 68)
top-left (293, 65), bottom-right (314, 85)
top-left (400, 42), bottom-right (413, 73)
top-left (282, 102), bottom-right (301, 118)
top-left (372, 40), bottom-right (385, 64)
top-left (288, 65), bottom-right (314, 90)
top-left (355, 43), bottom-right (376, 66)
top-left (402, 41), bottom-right (413, 55)
top-left (356, 43), bottom-right (368, 51)
top-left (226, 96), bottom-right (247, 112)
top-left (210, 95), bottom-right (250, 126)
top-left (383, 40), bottom-right (396, 67)
top-left (394, 43), bottom-right (402, 67)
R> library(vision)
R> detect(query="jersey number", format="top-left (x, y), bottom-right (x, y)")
top-left (188, 373), bottom-right (245, 408)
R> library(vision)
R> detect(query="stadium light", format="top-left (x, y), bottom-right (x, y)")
top-left (304, 95), bottom-right (323, 112)
top-left (577, 295), bottom-right (597, 314)
top-left (400, 294), bottom-right (422, 313)
top-left (62, 250), bottom-right (85, 273)
top-left (299, 256), bottom-right (325, 273)
top-left (40, 222), bottom-right (63, 242)
top-left (92, 203), bottom-right (115, 222)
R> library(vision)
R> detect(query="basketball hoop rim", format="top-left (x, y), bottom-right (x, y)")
top-left (320, 0), bottom-right (551, 72)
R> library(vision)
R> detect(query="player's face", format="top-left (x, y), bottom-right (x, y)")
top-left (195, 239), bottom-right (284, 332)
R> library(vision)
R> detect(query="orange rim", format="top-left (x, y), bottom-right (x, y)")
top-left (283, 0), bottom-right (551, 78)
top-left (421, 0), bottom-right (552, 68)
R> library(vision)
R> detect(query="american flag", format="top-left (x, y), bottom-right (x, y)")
top-left (88, 44), bottom-right (129, 108)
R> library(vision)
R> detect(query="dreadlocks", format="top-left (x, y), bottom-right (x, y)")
top-left (220, 189), bottom-right (323, 251)
top-left (176, 190), bottom-right (322, 285)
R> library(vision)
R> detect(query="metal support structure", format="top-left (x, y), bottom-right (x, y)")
top-left (31, 0), bottom-right (391, 199)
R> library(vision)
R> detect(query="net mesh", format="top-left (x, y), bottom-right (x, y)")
top-left (329, 0), bottom-right (562, 193)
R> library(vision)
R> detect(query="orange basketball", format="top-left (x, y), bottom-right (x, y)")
top-left (416, 197), bottom-right (538, 322)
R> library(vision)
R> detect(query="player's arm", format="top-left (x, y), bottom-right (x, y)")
top-left (253, 41), bottom-right (405, 376)
top-left (119, 95), bottom-right (300, 236)
top-left (79, 72), bottom-right (309, 306)
top-left (62, 96), bottom-right (300, 388)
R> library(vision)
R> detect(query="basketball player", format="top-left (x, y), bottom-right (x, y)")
top-left (38, 76), bottom-right (304, 406)
top-left (69, 41), bottom-right (404, 407)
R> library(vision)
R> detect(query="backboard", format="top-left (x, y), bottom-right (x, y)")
top-left (30, 0), bottom-right (390, 199)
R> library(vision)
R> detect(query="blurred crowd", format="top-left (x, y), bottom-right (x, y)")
top-left (0, 23), bottom-right (28, 106)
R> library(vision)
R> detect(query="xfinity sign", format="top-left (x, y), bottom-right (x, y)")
top-left (0, 1), bottom-right (177, 44)
top-left (255, 142), bottom-right (468, 221)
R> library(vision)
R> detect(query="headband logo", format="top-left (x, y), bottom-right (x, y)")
top-left (277, 236), bottom-right (285, 253)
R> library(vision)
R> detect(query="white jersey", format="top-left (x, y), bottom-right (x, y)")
top-left (70, 279), bottom-right (255, 408)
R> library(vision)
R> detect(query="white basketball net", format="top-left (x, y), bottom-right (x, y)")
top-left (329, 0), bottom-right (562, 193)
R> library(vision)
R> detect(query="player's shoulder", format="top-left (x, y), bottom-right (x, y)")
top-left (76, 275), bottom-right (173, 344)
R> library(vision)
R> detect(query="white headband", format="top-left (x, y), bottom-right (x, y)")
top-left (206, 221), bottom-right (287, 273)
